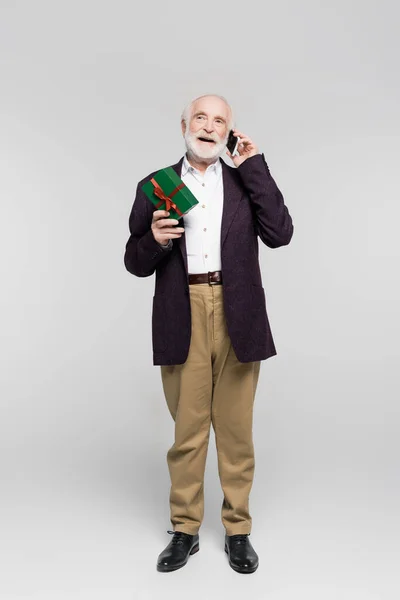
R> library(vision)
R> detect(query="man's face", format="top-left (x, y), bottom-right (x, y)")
top-left (182, 96), bottom-right (231, 162)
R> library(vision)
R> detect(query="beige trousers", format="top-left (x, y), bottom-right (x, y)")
top-left (160, 283), bottom-right (261, 536)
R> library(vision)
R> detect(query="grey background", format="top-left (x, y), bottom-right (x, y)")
top-left (1, 1), bottom-right (399, 598)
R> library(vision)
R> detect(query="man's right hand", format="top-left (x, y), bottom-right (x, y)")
top-left (151, 210), bottom-right (185, 246)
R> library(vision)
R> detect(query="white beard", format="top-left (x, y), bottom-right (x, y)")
top-left (184, 129), bottom-right (228, 162)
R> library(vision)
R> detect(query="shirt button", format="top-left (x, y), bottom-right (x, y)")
top-left (205, 254), bottom-right (208, 258)
top-left (202, 204), bottom-right (206, 208)
top-left (203, 228), bottom-right (207, 232)
top-left (202, 183), bottom-right (205, 187)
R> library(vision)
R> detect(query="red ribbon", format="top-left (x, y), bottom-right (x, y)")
top-left (151, 178), bottom-right (185, 216)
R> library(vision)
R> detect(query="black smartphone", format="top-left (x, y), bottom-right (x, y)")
top-left (226, 129), bottom-right (239, 156)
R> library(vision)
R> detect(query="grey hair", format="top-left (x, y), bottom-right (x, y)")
top-left (181, 94), bottom-right (235, 130)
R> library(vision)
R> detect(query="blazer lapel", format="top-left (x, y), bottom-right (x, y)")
top-left (220, 158), bottom-right (243, 248)
top-left (171, 156), bottom-right (243, 274)
top-left (170, 157), bottom-right (188, 274)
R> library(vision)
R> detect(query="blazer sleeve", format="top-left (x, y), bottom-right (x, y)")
top-left (123, 182), bottom-right (173, 277)
top-left (237, 153), bottom-right (294, 248)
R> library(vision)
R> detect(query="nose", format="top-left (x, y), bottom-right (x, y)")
top-left (204, 120), bottom-right (214, 133)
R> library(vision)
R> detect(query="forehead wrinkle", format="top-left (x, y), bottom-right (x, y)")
top-left (192, 110), bottom-right (228, 122)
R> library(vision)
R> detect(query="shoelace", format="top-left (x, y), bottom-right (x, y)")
top-left (230, 534), bottom-right (250, 545)
top-left (167, 530), bottom-right (187, 545)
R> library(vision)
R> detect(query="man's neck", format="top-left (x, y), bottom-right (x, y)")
top-left (186, 152), bottom-right (219, 175)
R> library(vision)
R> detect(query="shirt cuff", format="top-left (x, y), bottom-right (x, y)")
top-left (157, 239), bottom-right (173, 250)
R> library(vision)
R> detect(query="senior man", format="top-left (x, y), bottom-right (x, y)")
top-left (124, 94), bottom-right (294, 573)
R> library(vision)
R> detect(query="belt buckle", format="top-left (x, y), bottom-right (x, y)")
top-left (208, 271), bottom-right (218, 285)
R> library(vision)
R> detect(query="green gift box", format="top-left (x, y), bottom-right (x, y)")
top-left (141, 167), bottom-right (199, 221)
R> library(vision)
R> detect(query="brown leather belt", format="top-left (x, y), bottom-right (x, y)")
top-left (188, 270), bottom-right (223, 285)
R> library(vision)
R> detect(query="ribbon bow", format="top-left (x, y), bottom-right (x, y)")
top-left (151, 178), bottom-right (184, 216)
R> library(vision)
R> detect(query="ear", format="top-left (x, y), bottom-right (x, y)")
top-left (181, 119), bottom-right (186, 136)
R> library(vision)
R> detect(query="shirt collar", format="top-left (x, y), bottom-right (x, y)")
top-left (182, 153), bottom-right (222, 177)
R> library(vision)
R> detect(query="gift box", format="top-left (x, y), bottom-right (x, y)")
top-left (141, 167), bottom-right (199, 221)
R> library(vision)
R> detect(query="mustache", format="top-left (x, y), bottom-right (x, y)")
top-left (194, 131), bottom-right (220, 143)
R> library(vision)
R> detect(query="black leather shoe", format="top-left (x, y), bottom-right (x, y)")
top-left (225, 534), bottom-right (259, 573)
top-left (157, 530), bottom-right (200, 572)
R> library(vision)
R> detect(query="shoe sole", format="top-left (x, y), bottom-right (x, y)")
top-left (224, 545), bottom-right (259, 574)
top-left (157, 543), bottom-right (200, 572)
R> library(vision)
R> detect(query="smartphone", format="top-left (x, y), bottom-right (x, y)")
top-left (226, 129), bottom-right (239, 156)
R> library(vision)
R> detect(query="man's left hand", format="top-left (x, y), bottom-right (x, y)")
top-left (226, 128), bottom-right (259, 167)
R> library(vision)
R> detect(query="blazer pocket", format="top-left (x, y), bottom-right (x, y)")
top-left (152, 294), bottom-right (168, 353)
top-left (250, 284), bottom-right (266, 310)
top-left (249, 285), bottom-right (268, 344)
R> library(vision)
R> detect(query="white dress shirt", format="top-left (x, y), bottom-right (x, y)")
top-left (180, 154), bottom-right (224, 275)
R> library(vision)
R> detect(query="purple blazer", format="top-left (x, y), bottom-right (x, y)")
top-left (124, 153), bottom-right (294, 365)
